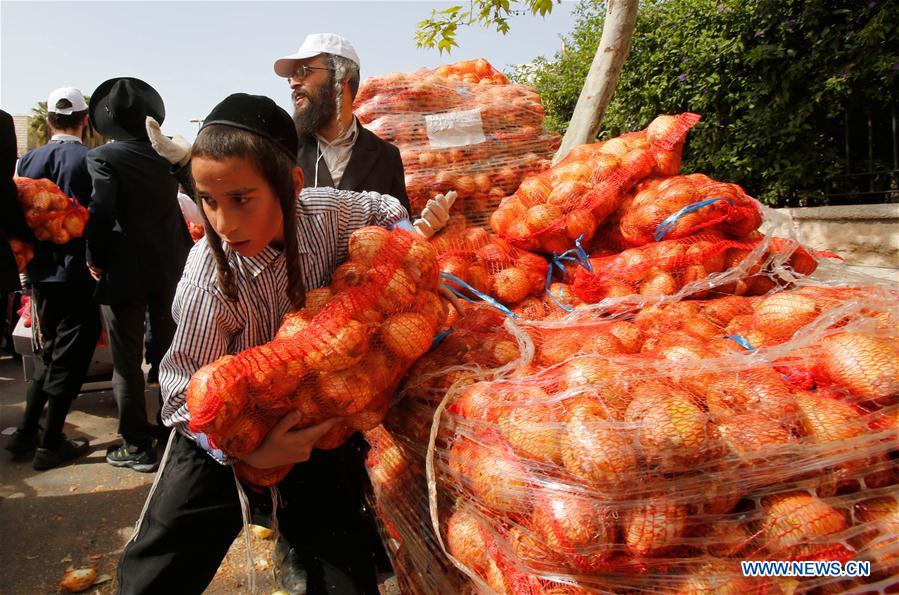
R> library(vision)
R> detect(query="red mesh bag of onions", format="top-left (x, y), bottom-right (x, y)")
top-left (571, 232), bottom-right (824, 305)
top-left (185, 226), bottom-right (446, 487)
top-left (598, 173), bottom-right (764, 249)
top-left (490, 113), bottom-right (701, 254)
top-left (15, 177), bottom-right (89, 244)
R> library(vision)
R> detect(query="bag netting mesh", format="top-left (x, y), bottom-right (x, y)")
top-left (489, 114), bottom-right (701, 254)
top-left (185, 227), bottom-right (444, 487)
top-left (14, 177), bottom-right (89, 244)
top-left (354, 59), bottom-right (560, 223)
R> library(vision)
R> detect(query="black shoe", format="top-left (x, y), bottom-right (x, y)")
top-left (106, 441), bottom-right (158, 473)
top-left (5, 427), bottom-right (40, 456)
top-left (274, 536), bottom-right (308, 595)
top-left (33, 436), bottom-right (90, 471)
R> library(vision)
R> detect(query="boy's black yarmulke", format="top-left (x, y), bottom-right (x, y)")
top-left (200, 93), bottom-right (298, 160)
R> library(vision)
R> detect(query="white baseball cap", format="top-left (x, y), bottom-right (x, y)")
top-left (274, 33), bottom-right (360, 78)
top-left (47, 87), bottom-right (88, 115)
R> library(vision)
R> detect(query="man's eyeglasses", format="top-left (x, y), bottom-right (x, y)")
top-left (288, 64), bottom-right (334, 81)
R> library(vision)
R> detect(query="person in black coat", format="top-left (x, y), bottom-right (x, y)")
top-left (5, 89), bottom-right (102, 471)
top-left (85, 77), bottom-right (192, 472)
top-left (0, 110), bottom-right (29, 361)
top-left (0, 110), bottom-right (26, 297)
top-left (274, 33), bottom-right (411, 215)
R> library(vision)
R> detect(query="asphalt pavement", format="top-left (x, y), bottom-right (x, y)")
top-left (0, 354), bottom-right (279, 594)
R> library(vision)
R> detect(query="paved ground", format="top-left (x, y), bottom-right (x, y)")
top-left (0, 354), bottom-right (279, 594)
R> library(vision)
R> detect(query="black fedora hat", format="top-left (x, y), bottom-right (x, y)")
top-left (89, 77), bottom-right (165, 141)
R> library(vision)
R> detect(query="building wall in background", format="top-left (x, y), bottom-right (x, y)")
top-left (12, 115), bottom-right (35, 157)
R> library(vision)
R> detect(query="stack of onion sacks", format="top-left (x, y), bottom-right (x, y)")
top-left (186, 227), bottom-right (446, 487)
top-left (14, 177), bottom-right (89, 244)
top-left (354, 59), bottom-right (559, 220)
top-left (429, 291), bottom-right (898, 593)
top-left (490, 113), bottom-right (701, 254)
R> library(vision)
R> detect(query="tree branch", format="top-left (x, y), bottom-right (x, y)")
top-left (553, 0), bottom-right (639, 164)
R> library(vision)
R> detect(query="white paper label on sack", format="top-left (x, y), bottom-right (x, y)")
top-left (425, 109), bottom-right (486, 149)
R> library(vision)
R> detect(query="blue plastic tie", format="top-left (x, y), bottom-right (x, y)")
top-left (439, 272), bottom-right (519, 318)
top-left (654, 197), bottom-right (734, 242)
top-left (544, 234), bottom-right (592, 312)
top-left (430, 326), bottom-right (456, 350)
top-left (724, 335), bottom-right (756, 351)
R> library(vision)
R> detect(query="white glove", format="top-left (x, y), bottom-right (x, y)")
top-left (413, 191), bottom-right (457, 239)
top-left (146, 116), bottom-right (191, 167)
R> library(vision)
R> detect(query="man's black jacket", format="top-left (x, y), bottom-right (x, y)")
top-left (85, 139), bottom-right (192, 305)
top-left (297, 123), bottom-right (410, 216)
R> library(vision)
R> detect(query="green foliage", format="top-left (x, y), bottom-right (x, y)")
top-left (512, 0), bottom-right (899, 206)
top-left (29, 101), bottom-right (49, 145)
top-left (416, 0), bottom-right (558, 54)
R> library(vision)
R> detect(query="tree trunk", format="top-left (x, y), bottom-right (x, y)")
top-left (553, 0), bottom-right (639, 164)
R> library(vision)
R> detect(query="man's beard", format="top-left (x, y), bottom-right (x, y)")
top-left (292, 78), bottom-right (336, 137)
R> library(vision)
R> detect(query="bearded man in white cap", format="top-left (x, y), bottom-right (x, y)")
top-left (273, 33), bottom-right (456, 238)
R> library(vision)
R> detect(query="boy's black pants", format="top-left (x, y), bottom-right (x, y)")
top-left (118, 432), bottom-right (379, 595)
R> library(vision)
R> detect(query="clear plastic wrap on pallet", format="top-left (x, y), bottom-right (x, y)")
top-left (363, 303), bottom-right (529, 593)
top-left (365, 424), bottom-right (470, 595)
top-left (490, 114), bottom-right (701, 254)
top-left (185, 227), bottom-right (443, 487)
top-left (354, 60), bottom-right (561, 222)
top-left (423, 274), bottom-right (898, 593)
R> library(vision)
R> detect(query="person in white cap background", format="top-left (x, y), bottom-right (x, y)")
top-left (5, 88), bottom-right (102, 471)
top-left (274, 32), bottom-right (456, 239)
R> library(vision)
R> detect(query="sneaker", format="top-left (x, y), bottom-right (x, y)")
top-left (33, 436), bottom-right (90, 471)
top-left (106, 442), bottom-right (158, 472)
top-left (5, 427), bottom-right (40, 456)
